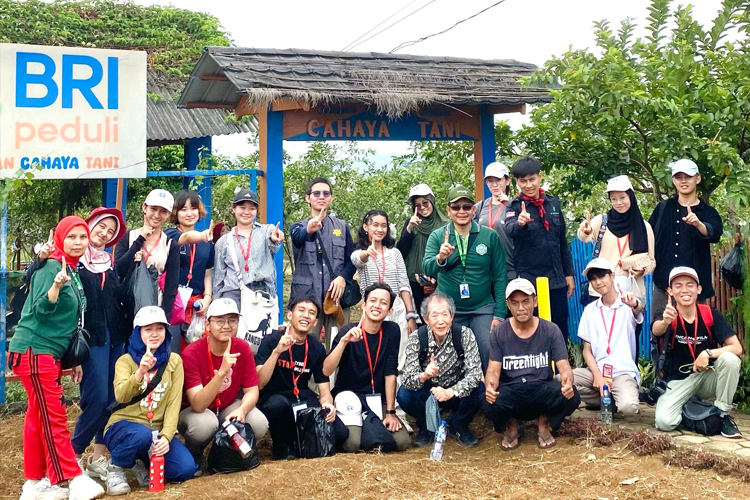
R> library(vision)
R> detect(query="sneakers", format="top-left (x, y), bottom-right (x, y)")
top-left (20, 478), bottom-right (69, 500)
top-left (449, 425), bottom-right (479, 447)
top-left (130, 460), bottom-right (149, 487)
top-left (68, 474), bottom-right (104, 500)
top-left (722, 414), bottom-right (743, 439)
top-left (105, 463), bottom-right (130, 496)
top-left (84, 456), bottom-right (108, 482)
top-left (413, 428), bottom-right (434, 448)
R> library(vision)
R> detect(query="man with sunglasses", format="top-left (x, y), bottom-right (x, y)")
top-left (423, 185), bottom-right (508, 372)
top-left (290, 177), bottom-right (356, 349)
top-left (178, 298), bottom-right (269, 464)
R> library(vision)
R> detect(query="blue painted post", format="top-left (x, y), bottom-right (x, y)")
top-left (102, 179), bottom-right (128, 222)
top-left (0, 204), bottom-right (7, 405)
top-left (265, 111), bottom-right (285, 316)
top-left (479, 106), bottom-right (496, 200)
top-left (185, 136), bottom-right (213, 231)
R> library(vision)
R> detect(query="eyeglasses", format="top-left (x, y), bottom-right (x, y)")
top-left (414, 201), bottom-right (431, 209)
top-left (311, 190), bottom-right (332, 198)
top-left (449, 203), bottom-right (473, 212)
top-left (210, 317), bottom-right (240, 327)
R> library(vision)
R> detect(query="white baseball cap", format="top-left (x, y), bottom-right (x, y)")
top-left (605, 175), bottom-right (634, 193)
top-left (484, 162), bottom-right (510, 179)
top-left (144, 189), bottom-right (174, 212)
top-left (407, 183), bottom-right (434, 201)
top-left (670, 159), bottom-right (700, 177)
top-left (505, 278), bottom-right (536, 299)
top-left (133, 306), bottom-right (169, 328)
top-left (582, 257), bottom-right (615, 278)
top-left (669, 266), bottom-right (700, 285)
top-left (335, 391), bottom-right (363, 426)
top-left (206, 298), bottom-right (241, 319)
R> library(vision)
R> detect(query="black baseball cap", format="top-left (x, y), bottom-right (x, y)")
top-left (233, 189), bottom-right (260, 206)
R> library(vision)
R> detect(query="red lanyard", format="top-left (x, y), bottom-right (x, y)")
top-left (206, 339), bottom-right (222, 412)
top-left (373, 249), bottom-right (386, 283)
top-left (177, 226), bottom-right (197, 282)
top-left (142, 232), bottom-right (162, 264)
top-left (616, 234), bottom-right (630, 268)
top-left (678, 308), bottom-right (700, 360)
top-left (234, 228), bottom-right (252, 272)
top-left (288, 337), bottom-right (309, 399)
top-left (487, 199), bottom-right (503, 229)
top-left (144, 369), bottom-right (156, 422)
top-left (361, 324), bottom-right (383, 394)
top-left (599, 306), bottom-right (618, 355)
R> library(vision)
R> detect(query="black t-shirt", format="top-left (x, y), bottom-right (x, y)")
top-left (663, 307), bottom-right (734, 382)
top-left (165, 228), bottom-right (215, 294)
top-left (490, 318), bottom-right (568, 386)
top-left (330, 321), bottom-right (400, 396)
top-left (255, 329), bottom-right (329, 396)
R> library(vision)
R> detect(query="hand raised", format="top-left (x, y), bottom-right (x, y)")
top-left (517, 202), bottom-right (531, 227)
top-left (219, 344), bottom-right (240, 376)
top-left (580, 210), bottom-right (592, 235)
top-left (617, 284), bottom-right (638, 308)
top-left (682, 204), bottom-right (701, 227)
top-left (140, 225), bottom-right (154, 239)
top-left (407, 206), bottom-right (422, 232)
top-left (662, 293), bottom-right (678, 323)
top-left (202, 219), bottom-right (215, 242)
top-left (53, 256), bottom-right (71, 287)
top-left (39, 229), bottom-right (55, 260)
top-left (270, 222), bottom-right (284, 243)
top-left (274, 331), bottom-right (294, 354)
top-left (139, 345), bottom-right (157, 375)
top-left (343, 325), bottom-right (363, 343)
top-left (437, 228), bottom-right (455, 262)
top-left (423, 354), bottom-right (439, 379)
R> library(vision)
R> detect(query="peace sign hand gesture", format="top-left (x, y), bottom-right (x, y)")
top-left (517, 202), bottom-right (532, 227)
top-left (270, 222), bottom-right (284, 243)
top-left (38, 229), bottom-right (55, 261)
top-left (617, 283), bottom-right (639, 309)
top-left (53, 256), bottom-right (71, 288)
top-left (307, 207), bottom-right (326, 235)
top-left (580, 210), bottom-right (593, 235)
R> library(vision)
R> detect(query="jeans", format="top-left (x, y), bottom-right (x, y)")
top-left (104, 421), bottom-right (195, 482)
top-left (548, 286), bottom-right (570, 343)
top-left (454, 303), bottom-right (494, 372)
top-left (397, 383), bottom-right (484, 431)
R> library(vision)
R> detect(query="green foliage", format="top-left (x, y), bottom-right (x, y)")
top-left (638, 358), bottom-right (655, 389)
top-left (734, 355), bottom-right (750, 413)
top-left (518, 0), bottom-right (750, 206)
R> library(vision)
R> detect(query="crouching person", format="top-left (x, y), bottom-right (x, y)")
top-left (177, 298), bottom-right (268, 464)
top-left (573, 258), bottom-right (644, 416)
top-left (652, 267), bottom-right (742, 437)
top-left (397, 292), bottom-right (483, 448)
top-left (255, 297), bottom-right (349, 459)
top-left (483, 279), bottom-right (580, 450)
top-left (104, 307), bottom-right (194, 495)
top-left (323, 283), bottom-right (411, 452)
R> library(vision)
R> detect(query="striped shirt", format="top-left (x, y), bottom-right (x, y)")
top-left (351, 247), bottom-right (412, 296)
top-left (213, 223), bottom-right (282, 297)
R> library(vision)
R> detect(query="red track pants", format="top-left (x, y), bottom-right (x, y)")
top-left (9, 349), bottom-right (82, 485)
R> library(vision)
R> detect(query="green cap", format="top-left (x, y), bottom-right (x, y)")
top-left (447, 185), bottom-right (474, 203)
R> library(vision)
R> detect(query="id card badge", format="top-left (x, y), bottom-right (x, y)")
top-left (291, 402), bottom-right (308, 421)
top-left (459, 283), bottom-right (471, 299)
top-left (602, 363), bottom-right (614, 382)
top-left (365, 393), bottom-right (383, 420)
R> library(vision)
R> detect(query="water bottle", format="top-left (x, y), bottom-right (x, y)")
top-left (222, 420), bottom-right (252, 458)
top-left (430, 420), bottom-right (448, 461)
top-left (193, 302), bottom-right (202, 311)
top-left (148, 431), bottom-right (164, 492)
top-left (600, 384), bottom-right (613, 426)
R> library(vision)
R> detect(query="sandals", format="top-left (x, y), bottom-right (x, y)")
top-left (501, 431), bottom-right (521, 451)
top-left (536, 431), bottom-right (556, 449)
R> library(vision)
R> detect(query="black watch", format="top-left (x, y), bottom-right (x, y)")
top-left (385, 409), bottom-right (396, 415)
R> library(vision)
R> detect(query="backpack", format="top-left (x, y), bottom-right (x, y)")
top-left (681, 397), bottom-right (722, 436)
top-left (417, 324), bottom-right (464, 366)
top-left (665, 304), bottom-right (714, 351)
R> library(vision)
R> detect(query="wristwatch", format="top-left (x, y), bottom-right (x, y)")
top-left (385, 409), bottom-right (396, 415)
top-left (705, 349), bottom-right (713, 358)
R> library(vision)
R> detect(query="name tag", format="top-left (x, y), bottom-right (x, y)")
top-left (292, 402), bottom-right (308, 421)
top-left (365, 393), bottom-right (383, 420)
top-left (459, 283), bottom-right (470, 299)
top-left (602, 363), bottom-right (613, 382)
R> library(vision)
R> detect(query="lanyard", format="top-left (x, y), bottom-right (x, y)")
top-left (142, 231), bottom-right (162, 264)
top-left (177, 226), bottom-right (197, 282)
top-left (361, 324), bottom-right (383, 394)
top-left (678, 308), bottom-right (700, 361)
top-left (616, 234), bottom-right (630, 268)
top-left (206, 339), bottom-right (222, 413)
top-left (599, 306), bottom-right (618, 355)
top-left (487, 199), bottom-right (503, 229)
top-left (288, 337), bottom-right (309, 399)
top-left (234, 228), bottom-right (252, 272)
top-left (144, 369), bottom-right (156, 423)
top-left (454, 231), bottom-right (469, 268)
top-left (373, 249), bottom-right (386, 283)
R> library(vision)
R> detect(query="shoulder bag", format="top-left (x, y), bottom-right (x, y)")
top-left (316, 232), bottom-right (361, 309)
top-left (61, 267), bottom-right (91, 370)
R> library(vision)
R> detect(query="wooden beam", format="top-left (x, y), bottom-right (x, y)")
top-left (487, 103), bottom-right (526, 115)
top-left (184, 102), bottom-right (235, 110)
top-left (199, 74), bottom-right (229, 81)
top-left (271, 98), bottom-right (310, 112)
top-left (235, 95), bottom-right (261, 118)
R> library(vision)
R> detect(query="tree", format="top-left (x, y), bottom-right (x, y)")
top-left (517, 0), bottom-right (750, 206)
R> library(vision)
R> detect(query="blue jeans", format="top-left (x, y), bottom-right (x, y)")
top-left (103, 421), bottom-right (195, 482)
top-left (397, 383), bottom-right (484, 432)
top-left (71, 334), bottom-right (125, 454)
top-left (454, 304), bottom-right (494, 372)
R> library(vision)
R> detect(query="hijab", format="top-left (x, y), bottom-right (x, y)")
top-left (404, 194), bottom-right (449, 279)
top-left (127, 324), bottom-right (172, 370)
top-left (48, 216), bottom-right (90, 267)
top-left (606, 189), bottom-right (649, 254)
top-left (82, 210), bottom-right (125, 274)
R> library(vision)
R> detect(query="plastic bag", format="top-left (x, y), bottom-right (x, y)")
top-left (295, 407), bottom-right (335, 459)
top-left (207, 421), bottom-right (259, 473)
top-left (133, 260), bottom-right (159, 313)
top-left (185, 313), bottom-right (205, 344)
top-left (720, 240), bottom-right (745, 290)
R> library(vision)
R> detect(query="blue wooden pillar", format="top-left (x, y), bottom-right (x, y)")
top-left (102, 178), bottom-right (128, 221)
top-left (473, 106), bottom-right (497, 200)
top-left (185, 136), bottom-right (212, 231)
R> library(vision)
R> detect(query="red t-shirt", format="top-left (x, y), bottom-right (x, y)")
top-left (181, 336), bottom-right (258, 412)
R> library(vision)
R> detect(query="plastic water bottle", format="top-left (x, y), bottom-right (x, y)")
top-left (601, 384), bottom-right (613, 426)
top-left (430, 420), bottom-right (448, 461)
top-left (193, 302), bottom-right (202, 311)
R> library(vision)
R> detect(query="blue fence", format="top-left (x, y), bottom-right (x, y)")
top-left (567, 239), bottom-right (653, 359)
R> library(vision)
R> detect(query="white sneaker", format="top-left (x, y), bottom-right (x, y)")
top-left (105, 463), bottom-right (131, 496)
top-left (130, 460), bottom-right (149, 487)
top-left (84, 456), bottom-right (108, 482)
top-left (20, 478), bottom-right (69, 500)
top-left (68, 474), bottom-right (104, 500)
top-left (76, 457), bottom-right (85, 473)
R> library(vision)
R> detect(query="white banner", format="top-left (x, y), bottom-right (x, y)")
top-left (0, 43), bottom-right (147, 179)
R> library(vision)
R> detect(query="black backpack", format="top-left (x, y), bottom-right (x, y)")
top-left (417, 324), bottom-right (464, 366)
top-left (681, 397), bottom-right (722, 436)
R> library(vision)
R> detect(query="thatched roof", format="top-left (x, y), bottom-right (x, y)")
top-left (147, 70), bottom-right (255, 145)
top-left (178, 48), bottom-right (551, 118)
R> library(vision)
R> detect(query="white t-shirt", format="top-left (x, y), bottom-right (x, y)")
top-left (577, 295), bottom-right (643, 383)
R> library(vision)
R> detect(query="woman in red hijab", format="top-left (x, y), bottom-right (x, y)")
top-left (8, 216), bottom-right (106, 500)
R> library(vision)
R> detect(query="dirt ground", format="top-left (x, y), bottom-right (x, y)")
top-left (3, 407), bottom-right (750, 500)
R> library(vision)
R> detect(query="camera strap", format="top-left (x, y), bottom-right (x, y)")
top-left (655, 328), bottom-right (673, 381)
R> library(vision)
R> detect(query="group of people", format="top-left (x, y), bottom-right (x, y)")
top-left (8, 155), bottom-right (742, 500)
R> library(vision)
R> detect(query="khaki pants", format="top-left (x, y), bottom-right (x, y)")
top-left (177, 399), bottom-right (269, 455)
top-left (573, 368), bottom-right (640, 415)
top-left (654, 352), bottom-right (741, 431)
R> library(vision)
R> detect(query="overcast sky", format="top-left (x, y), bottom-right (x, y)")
top-left (136, 0), bottom-right (724, 163)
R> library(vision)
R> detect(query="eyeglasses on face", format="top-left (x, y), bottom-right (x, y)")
top-left (311, 190), bottom-right (332, 198)
top-left (210, 317), bottom-right (240, 327)
top-left (415, 201), bottom-right (431, 209)
top-left (449, 203), bottom-right (473, 212)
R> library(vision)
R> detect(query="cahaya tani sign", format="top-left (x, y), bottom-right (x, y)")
top-left (0, 43), bottom-right (146, 179)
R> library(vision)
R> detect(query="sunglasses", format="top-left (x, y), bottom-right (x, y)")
top-left (310, 190), bottom-right (332, 198)
top-left (449, 203), bottom-right (473, 212)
